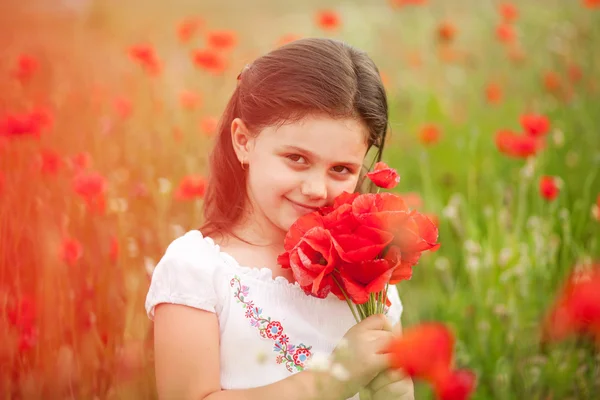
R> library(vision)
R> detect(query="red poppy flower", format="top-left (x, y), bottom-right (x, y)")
top-left (180, 90), bottom-right (202, 110)
top-left (385, 323), bottom-right (454, 382)
top-left (419, 124), bottom-right (442, 146)
top-left (543, 71), bottom-right (562, 93)
top-left (583, 0), bottom-right (600, 8)
top-left (192, 49), bottom-right (227, 74)
top-left (11, 54), bottom-right (39, 83)
top-left (352, 193), bottom-right (411, 232)
top-left (435, 369), bottom-right (477, 400)
top-left (113, 96), bottom-right (132, 119)
top-left (200, 116), bottom-right (218, 136)
top-left (437, 22), bottom-right (456, 43)
top-left (178, 17), bottom-right (204, 43)
top-left (73, 171), bottom-right (107, 214)
top-left (366, 162), bottom-right (400, 189)
top-left (128, 43), bottom-right (161, 75)
top-left (393, 211), bottom-right (440, 253)
top-left (60, 237), bottom-right (83, 266)
top-left (485, 82), bottom-right (503, 104)
top-left (384, 245), bottom-right (421, 284)
top-left (37, 148), bottom-right (63, 175)
top-left (69, 152), bottom-right (92, 172)
top-left (207, 30), bottom-right (238, 51)
top-left (520, 114), bottom-right (550, 137)
top-left (316, 10), bottom-right (341, 31)
top-left (287, 227), bottom-right (339, 298)
top-left (496, 24), bottom-right (516, 44)
top-left (322, 204), bottom-right (359, 235)
top-left (495, 130), bottom-right (543, 158)
top-left (539, 176), bottom-right (559, 201)
top-left (333, 191), bottom-right (360, 208)
top-left (8, 295), bottom-right (37, 331)
top-left (389, 0), bottom-right (428, 7)
top-left (568, 64), bottom-right (583, 83)
top-left (543, 265), bottom-right (600, 344)
top-left (175, 175), bottom-right (206, 200)
top-left (0, 107), bottom-right (53, 139)
top-left (499, 3), bottom-right (518, 23)
top-left (332, 224), bottom-right (394, 264)
top-left (339, 258), bottom-right (396, 304)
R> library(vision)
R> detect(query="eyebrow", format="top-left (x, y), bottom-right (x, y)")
top-left (281, 145), bottom-right (363, 169)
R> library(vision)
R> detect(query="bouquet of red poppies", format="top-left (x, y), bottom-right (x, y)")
top-left (277, 162), bottom-right (440, 322)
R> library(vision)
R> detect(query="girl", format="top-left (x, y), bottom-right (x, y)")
top-left (145, 38), bottom-right (414, 400)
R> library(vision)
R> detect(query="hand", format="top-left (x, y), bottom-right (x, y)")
top-left (366, 370), bottom-right (414, 400)
top-left (327, 314), bottom-right (395, 399)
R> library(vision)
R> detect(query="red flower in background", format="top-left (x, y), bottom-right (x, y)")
top-left (436, 369), bottom-right (477, 400)
top-left (0, 107), bottom-right (53, 139)
top-left (385, 323), bottom-right (476, 400)
top-left (37, 148), bottom-right (63, 175)
top-left (539, 176), bottom-right (560, 201)
top-left (109, 236), bottom-right (120, 264)
top-left (316, 10), bottom-right (341, 31)
top-left (583, 0), bottom-right (600, 8)
top-left (419, 124), bottom-right (442, 146)
top-left (68, 152), bottom-right (92, 172)
top-left (499, 3), bottom-right (518, 23)
top-left (437, 21), bottom-right (456, 43)
top-left (495, 130), bottom-right (543, 158)
top-left (175, 175), bottom-right (206, 200)
top-left (11, 54), bottom-right (39, 83)
top-left (73, 171), bottom-right (108, 214)
top-left (543, 71), bottom-right (562, 93)
top-left (366, 162), bottom-right (400, 189)
top-left (389, 0), bottom-right (428, 7)
top-left (180, 90), bottom-right (202, 110)
top-left (200, 116), bottom-right (218, 136)
top-left (485, 82), bottom-right (503, 104)
top-left (496, 24), bottom-right (516, 44)
top-left (60, 237), bottom-right (83, 266)
top-left (113, 96), bottom-right (133, 119)
top-left (128, 43), bottom-right (161, 75)
top-left (543, 265), bottom-right (600, 344)
top-left (520, 114), bottom-right (550, 137)
top-left (192, 49), bottom-right (227, 74)
top-left (207, 30), bottom-right (238, 51)
top-left (178, 17), bottom-right (204, 43)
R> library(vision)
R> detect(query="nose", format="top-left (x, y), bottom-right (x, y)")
top-left (300, 173), bottom-right (328, 200)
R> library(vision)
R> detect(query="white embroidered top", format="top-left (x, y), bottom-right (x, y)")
top-left (145, 230), bottom-right (403, 399)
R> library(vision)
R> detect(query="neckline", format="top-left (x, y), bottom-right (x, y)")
top-left (193, 231), bottom-right (304, 292)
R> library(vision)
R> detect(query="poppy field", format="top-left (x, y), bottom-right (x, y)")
top-left (1, 0), bottom-right (599, 399)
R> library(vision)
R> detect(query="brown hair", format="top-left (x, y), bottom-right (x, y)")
top-left (200, 38), bottom-right (389, 238)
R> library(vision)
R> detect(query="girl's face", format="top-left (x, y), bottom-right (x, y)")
top-left (232, 114), bottom-right (369, 237)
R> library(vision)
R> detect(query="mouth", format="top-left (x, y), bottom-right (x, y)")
top-left (285, 198), bottom-right (322, 214)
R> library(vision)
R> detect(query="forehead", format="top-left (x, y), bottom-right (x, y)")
top-left (256, 115), bottom-right (369, 160)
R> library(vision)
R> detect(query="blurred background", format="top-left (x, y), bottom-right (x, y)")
top-left (1, 0), bottom-right (599, 398)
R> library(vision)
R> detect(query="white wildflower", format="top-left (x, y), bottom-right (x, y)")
top-left (464, 239), bottom-right (481, 255)
top-left (330, 363), bottom-right (350, 381)
top-left (144, 257), bottom-right (156, 277)
top-left (306, 352), bottom-right (331, 372)
top-left (466, 256), bottom-right (480, 272)
top-left (552, 129), bottom-right (564, 148)
top-left (127, 237), bottom-right (139, 258)
top-left (158, 177), bottom-right (172, 194)
top-left (435, 256), bottom-right (450, 272)
top-left (498, 248), bottom-right (513, 267)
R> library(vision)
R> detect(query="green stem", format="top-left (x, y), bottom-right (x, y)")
top-left (332, 275), bottom-right (360, 323)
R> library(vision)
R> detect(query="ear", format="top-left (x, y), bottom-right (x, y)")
top-left (231, 117), bottom-right (254, 164)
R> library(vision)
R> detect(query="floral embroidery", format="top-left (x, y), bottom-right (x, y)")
top-left (230, 275), bottom-right (312, 372)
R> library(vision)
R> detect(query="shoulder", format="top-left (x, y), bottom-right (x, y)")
top-left (145, 230), bottom-right (225, 320)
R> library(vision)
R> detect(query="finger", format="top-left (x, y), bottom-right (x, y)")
top-left (370, 369), bottom-right (407, 392)
top-left (376, 378), bottom-right (415, 400)
top-left (370, 352), bottom-right (391, 372)
top-left (360, 314), bottom-right (391, 331)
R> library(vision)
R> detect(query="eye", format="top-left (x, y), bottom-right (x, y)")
top-left (331, 165), bottom-right (351, 174)
top-left (286, 154), bottom-right (307, 164)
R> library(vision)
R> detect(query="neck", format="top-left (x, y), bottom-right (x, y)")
top-left (229, 209), bottom-right (286, 252)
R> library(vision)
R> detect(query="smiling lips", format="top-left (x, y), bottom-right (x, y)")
top-left (286, 198), bottom-right (322, 214)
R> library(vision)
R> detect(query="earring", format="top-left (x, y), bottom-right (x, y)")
top-left (240, 158), bottom-right (247, 171)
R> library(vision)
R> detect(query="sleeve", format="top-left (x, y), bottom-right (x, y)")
top-left (386, 284), bottom-right (404, 327)
top-left (145, 231), bottom-right (219, 320)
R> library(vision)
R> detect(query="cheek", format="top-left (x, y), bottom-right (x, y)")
top-left (248, 160), bottom-right (298, 199)
top-left (328, 177), bottom-right (360, 199)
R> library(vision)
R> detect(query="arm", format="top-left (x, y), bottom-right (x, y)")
top-left (153, 303), bottom-right (348, 400)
